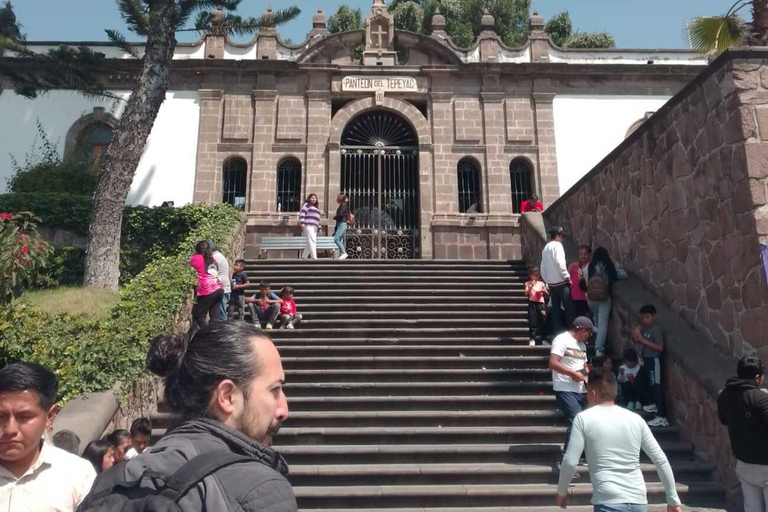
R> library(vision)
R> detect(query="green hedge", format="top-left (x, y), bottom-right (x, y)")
top-left (0, 203), bottom-right (243, 402)
top-left (0, 193), bottom-right (93, 234)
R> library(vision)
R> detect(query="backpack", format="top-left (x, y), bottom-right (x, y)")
top-left (587, 275), bottom-right (608, 302)
top-left (345, 211), bottom-right (355, 225)
top-left (77, 451), bottom-right (255, 512)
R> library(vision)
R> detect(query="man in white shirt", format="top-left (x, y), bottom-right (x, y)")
top-left (556, 367), bottom-right (682, 512)
top-left (541, 226), bottom-right (574, 333)
top-left (550, 316), bottom-right (595, 456)
top-left (0, 362), bottom-right (96, 512)
top-left (209, 240), bottom-right (231, 321)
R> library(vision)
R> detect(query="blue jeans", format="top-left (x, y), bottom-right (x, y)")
top-left (587, 298), bottom-right (612, 354)
top-left (334, 221), bottom-right (348, 254)
top-left (219, 292), bottom-right (230, 321)
top-left (593, 505), bottom-right (647, 512)
top-left (644, 357), bottom-right (665, 416)
top-left (555, 391), bottom-right (588, 454)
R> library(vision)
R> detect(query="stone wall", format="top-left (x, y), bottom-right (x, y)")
top-left (545, 49), bottom-right (768, 362)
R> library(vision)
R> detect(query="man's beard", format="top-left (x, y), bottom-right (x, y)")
top-left (236, 403), bottom-right (282, 446)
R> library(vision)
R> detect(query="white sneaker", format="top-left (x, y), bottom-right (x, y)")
top-left (634, 402), bottom-right (644, 411)
top-left (286, 323), bottom-right (295, 329)
top-left (339, 253), bottom-right (348, 260)
top-left (266, 323), bottom-right (273, 330)
top-left (528, 339), bottom-right (536, 347)
top-left (643, 404), bottom-right (658, 414)
top-left (647, 416), bottom-right (669, 427)
top-left (626, 401), bottom-right (635, 410)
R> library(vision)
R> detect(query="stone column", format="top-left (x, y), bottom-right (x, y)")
top-left (193, 89), bottom-right (223, 204)
top-left (305, 90), bottom-right (331, 221)
top-left (532, 91), bottom-right (559, 206)
top-left (481, 91), bottom-right (509, 214)
top-left (250, 89), bottom-right (277, 214)
top-left (430, 91), bottom-right (454, 214)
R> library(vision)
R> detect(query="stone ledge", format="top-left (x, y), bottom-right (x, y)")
top-left (52, 390), bottom-right (117, 455)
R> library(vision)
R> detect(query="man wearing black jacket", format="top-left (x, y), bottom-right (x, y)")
top-left (717, 356), bottom-right (768, 512)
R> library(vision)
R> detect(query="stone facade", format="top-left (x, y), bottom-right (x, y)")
top-left (545, 50), bottom-right (768, 361)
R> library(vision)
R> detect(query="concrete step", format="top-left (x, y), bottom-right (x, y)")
top-left (292, 482), bottom-right (724, 508)
top-left (282, 381), bottom-right (553, 397)
top-left (275, 442), bottom-right (697, 465)
top-left (268, 327), bottom-right (531, 339)
top-left (275, 345), bottom-right (546, 357)
top-left (244, 260), bottom-right (525, 268)
top-left (296, 506), bottom-right (725, 512)
top-left (272, 426), bottom-right (682, 446)
top-left (283, 395), bottom-right (559, 412)
top-left (243, 275), bottom-right (525, 284)
top-left (286, 297), bottom-right (530, 305)
top-left (289, 319), bottom-right (529, 329)
top-left (244, 270), bottom-right (528, 278)
top-left (284, 368), bottom-right (551, 383)
top-left (284, 311), bottom-right (530, 320)
top-left (287, 461), bottom-right (716, 486)
top-left (293, 304), bottom-right (529, 312)
top-left (282, 356), bottom-right (549, 370)
top-left (243, 285), bottom-right (524, 293)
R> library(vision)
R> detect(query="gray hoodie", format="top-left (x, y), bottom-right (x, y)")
top-left (86, 418), bottom-right (296, 512)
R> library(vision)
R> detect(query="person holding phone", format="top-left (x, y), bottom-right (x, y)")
top-left (549, 317), bottom-right (598, 460)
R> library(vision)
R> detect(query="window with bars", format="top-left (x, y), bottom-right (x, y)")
top-left (222, 157), bottom-right (247, 210)
top-left (276, 158), bottom-right (302, 213)
top-left (457, 157), bottom-right (482, 214)
top-left (510, 158), bottom-right (533, 214)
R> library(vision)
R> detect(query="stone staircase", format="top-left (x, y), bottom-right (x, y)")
top-left (152, 259), bottom-right (726, 512)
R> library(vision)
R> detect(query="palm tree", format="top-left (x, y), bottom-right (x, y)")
top-left (2, 1), bottom-right (299, 289)
top-left (688, 0), bottom-right (768, 54)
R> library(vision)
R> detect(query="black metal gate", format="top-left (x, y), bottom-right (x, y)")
top-left (340, 111), bottom-right (420, 259)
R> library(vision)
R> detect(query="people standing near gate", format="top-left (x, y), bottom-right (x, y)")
top-left (556, 367), bottom-right (682, 512)
top-left (568, 245), bottom-right (592, 318)
top-left (209, 241), bottom-right (231, 322)
top-left (333, 193), bottom-right (350, 260)
top-left (717, 356), bottom-right (768, 512)
top-left (299, 194), bottom-right (322, 260)
top-left (584, 247), bottom-right (626, 358)
top-left (541, 226), bottom-right (574, 333)
top-left (549, 317), bottom-right (595, 459)
top-left (189, 241), bottom-right (224, 330)
top-left (0, 362), bottom-right (97, 511)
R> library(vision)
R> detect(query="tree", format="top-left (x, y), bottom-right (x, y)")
top-left (393, 1), bottom-right (424, 33)
top-left (687, 0), bottom-right (768, 54)
top-left (544, 11), bottom-right (614, 49)
top-left (1, 1), bottom-right (299, 290)
top-left (545, 11), bottom-right (572, 47)
top-left (327, 5), bottom-right (363, 34)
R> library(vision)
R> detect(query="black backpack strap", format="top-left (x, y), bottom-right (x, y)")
top-left (158, 452), bottom-right (255, 502)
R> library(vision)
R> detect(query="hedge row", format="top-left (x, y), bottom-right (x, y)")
top-left (0, 204), bottom-right (243, 402)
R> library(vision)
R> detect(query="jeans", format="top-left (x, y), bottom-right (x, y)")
top-left (302, 225), bottom-right (318, 259)
top-left (227, 294), bottom-right (246, 320)
top-left (587, 298), bottom-right (612, 354)
top-left (248, 303), bottom-right (280, 327)
top-left (333, 221), bottom-right (348, 255)
top-left (593, 505), bottom-right (647, 512)
top-left (280, 313), bottom-right (303, 328)
top-left (736, 460), bottom-right (768, 512)
top-left (644, 357), bottom-right (665, 416)
top-left (555, 391), bottom-right (588, 454)
top-left (620, 367), bottom-right (650, 405)
top-left (193, 288), bottom-right (224, 329)
top-left (549, 283), bottom-right (574, 333)
top-left (527, 302), bottom-right (546, 342)
top-left (219, 292), bottom-right (230, 321)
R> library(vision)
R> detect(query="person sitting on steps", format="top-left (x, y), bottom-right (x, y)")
top-left (278, 286), bottom-right (302, 330)
top-left (246, 281), bottom-right (282, 330)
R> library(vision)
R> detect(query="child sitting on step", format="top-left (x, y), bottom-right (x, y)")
top-left (525, 265), bottom-right (548, 346)
top-left (279, 286), bottom-right (302, 330)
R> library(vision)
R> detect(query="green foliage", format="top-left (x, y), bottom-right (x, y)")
top-left (563, 31), bottom-right (616, 49)
top-left (0, 204), bottom-right (243, 403)
top-left (393, 1), bottom-right (424, 33)
top-left (439, 0), bottom-right (530, 47)
top-left (545, 11), bottom-right (572, 47)
top-left (30, 247), bottom-right (85, 289)
top-left (0, 212), bottom-right (52, 305)
top-left (0, 193), bottom-right (93, 233)
top-left (327, 5), bottom-right (363, 33)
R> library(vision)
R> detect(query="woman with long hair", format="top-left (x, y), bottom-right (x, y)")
top-left (583, 246), bottom-right (626, 356)
top-left (333, 193), bottom-right (350, 260)
top-left (82, 439), bottom-right (115, 473)
top-left (189, 240), bottom-right (224, 329)
top-left (299, 193), bottom-right (322, 259)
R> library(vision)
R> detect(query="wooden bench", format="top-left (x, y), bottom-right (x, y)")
top-left (259, 236), bottom-right (340, 259)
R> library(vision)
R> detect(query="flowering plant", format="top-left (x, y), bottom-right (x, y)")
top-left (0, 212), bottom-right (52, 304)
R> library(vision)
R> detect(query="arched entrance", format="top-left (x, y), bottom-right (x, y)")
top-left (340, 110), bottom-right (420, 259)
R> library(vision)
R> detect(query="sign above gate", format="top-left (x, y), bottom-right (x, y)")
top-left (342, 76), bottom-right (418, 93)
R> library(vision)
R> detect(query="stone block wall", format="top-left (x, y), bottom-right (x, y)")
top-left (545, 50), bottom-right (768, 362)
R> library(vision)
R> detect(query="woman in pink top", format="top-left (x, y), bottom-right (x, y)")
top-left (189, 240), bottom-right (224, 329)
top-left (568, 245), bottom-right (592, 318)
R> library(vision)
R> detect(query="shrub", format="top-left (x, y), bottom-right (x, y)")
top-left (563, 31), bottom-right (616, 49)
top-left (30, 246), bottom-right (86, 289)
top-left (0, 212), bottom-right (52, 305)
top-left (0, 204), bottom-right (243, 403)
top-left (0, 193), bottom-right (93, 234)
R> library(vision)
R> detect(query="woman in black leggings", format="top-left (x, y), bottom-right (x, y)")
top-left (189, 240), bottom-right (224, 328)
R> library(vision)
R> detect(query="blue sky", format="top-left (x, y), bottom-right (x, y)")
top-left (15, 0), bottom-right (731, 49)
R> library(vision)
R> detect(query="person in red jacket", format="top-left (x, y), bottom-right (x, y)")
top-left (520, 193), bottom-right (544, 213)
top-left (278, 286), bottom-right (302, 329)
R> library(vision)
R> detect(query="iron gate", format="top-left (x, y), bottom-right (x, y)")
top-left (340, 111), bottom-right (420, 259)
